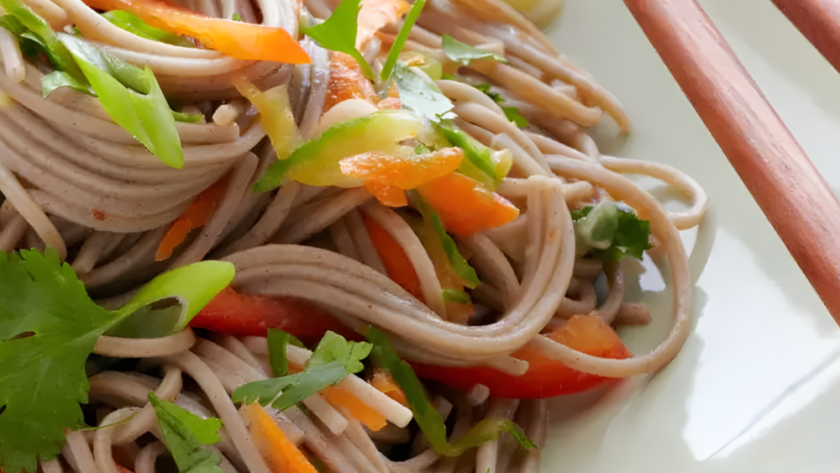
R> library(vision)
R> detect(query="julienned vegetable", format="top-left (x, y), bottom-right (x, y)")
top-left (242, 403), bottom-right (319, 473)
top-left (82, 0), bottom-right (310, 63)
top-left (411, 315), bottom-right (632, 399)
top-left (572, 201), bottom-right (653, 261)
top-left (367, 327), bottom-right (537, 456)
top-left (362, 212), bottom-right (424, 300)
top-left (255, 110), bottom-right (442, 191)
top-left (0, 250), bottom-right (234, 473)
top-left (102, 10), bottom-right (194, 47)
top-left (156, 176), bottom-right (228, 261)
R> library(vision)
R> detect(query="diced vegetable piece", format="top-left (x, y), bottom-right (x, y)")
top-left (361, 212), bottom-right (423, 300)
top-left (242, 403), bottom-right (318, 473)
top-left (339, 147), bottom-right (463, 207)
top-left (416, 172), bottom-right (519, 236)
top-left (411, 315), bottom-right (632, 399)
top-left (320, 386), bottom-right (387, 431)
top-left (369, 368), bottom-right (408, 406)
top-left (436, 121), bottom-right (496, 187)
top-left (82, 0), bottom-right (310, 63)
top-left (156, 177), bottom-right (227, 261)
top-left (191, 287), bottom-right (360, 344)
top-left (260, 110), bottom-right (436, 190)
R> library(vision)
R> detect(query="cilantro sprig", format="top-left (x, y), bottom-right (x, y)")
top-left (0, 250), bottom-right (234, 473)
top-left (149, 393), bottom-right (224, 473)
top-left (232, 331), bottom-right (372, 411)
top-left (367, 327), bottom-right (536, 456)
top-left (572, 201), bottom-right (653, 261)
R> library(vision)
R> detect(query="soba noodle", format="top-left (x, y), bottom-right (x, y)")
top-left (0, 0), bottom-right (708, 470)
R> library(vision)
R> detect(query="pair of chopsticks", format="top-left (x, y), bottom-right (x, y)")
top-left (622, 0), bottom-right (840, 324)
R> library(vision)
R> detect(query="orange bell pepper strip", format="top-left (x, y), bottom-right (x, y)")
top-left (339, 148), bottom-right (464, 207)
top-left (411, 315), bottom-right (632, 399)
top-left (361, 212), bottom-right (424, 301)
top-left (82, 0), bottom-right (310, 63)
top-left (416, 172), bottom-right (519, 236)
top-left (319, 386), bottom-right (388, 431)
top-left (156, 177), bottom-right (228, 261)
top-left (369, 368), bottom-right (408, 407)
top-left (242, 403), bottom-right (318, 473)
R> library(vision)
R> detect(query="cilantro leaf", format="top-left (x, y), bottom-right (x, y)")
top-left (232, 12), bottom-right (242, 21)
top-left (473, 84), bottom-right (528, 128)
top-left (572, 201), bottom-right (652, 261)
top-left (0, 250), bottom-right (115, 473)
top-left (441, 34), bottom-right (506, 66)
top-left (393, 63), bottom-right (454, 122)
top-left (232, 362), bottom-right (349, 411)
top-left (233, 331), bottom-right (371, 411)
top-left (0, 253), bottom-right (234, 473)
top-left (367, 327), bottom-right (535, 456)
top-left (414, 193), bottom-right (480, 288)
top-left (379, 0), bottom-right (426, 81)
top-left (502, 106), bottom-right (528, 128)
top-left (148, 393), bottom-right (224, 473)
top-left (301, 0), bottom-right (375, 80)
top-left (306, 331), bottom-right (372, 373)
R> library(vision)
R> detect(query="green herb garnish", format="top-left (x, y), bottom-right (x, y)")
top-left (441, 34), bottom-right (506, 66)
top-left (149, 393), bottom-right (224, 473)
top-left (572, 201), bottom-right (652, 261)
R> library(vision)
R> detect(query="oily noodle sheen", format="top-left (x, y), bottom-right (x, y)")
top-left (0, 0), bottom-right (708, 470)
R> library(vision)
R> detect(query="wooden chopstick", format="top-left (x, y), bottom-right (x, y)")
top-left (770, 0), bottom-right (840, 74)
top-left (622, 0), bottom-right (840, 324)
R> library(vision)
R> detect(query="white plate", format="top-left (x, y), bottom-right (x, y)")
top-left (539, 1), bottom-right (840, 471)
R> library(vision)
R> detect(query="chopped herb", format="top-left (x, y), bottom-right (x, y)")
top-left (232, 12), bottom-right (242, 21)
top-left (367, 327), bottom-right (536, 456)
top-left (232, 331), bottom-right (371, 412)
top-left (572, 201), bottom-right (652, 261)
top-left (301, 0), bottom-right (375, 80)
top-left (102, 10), bottom-right (194, 48)
top-left (414, 193), bottom-right (479, 288)
top-left (379, 0), bottom-right (426, 81)
top-left (393, 63), bottom-right (454, 122)
top-left (148, 393), bottom-right (224, 473)
top-left (441, 288), bottom-right (470, 304)
top-left (442, 34), bottom-right (507, 66)
top-left (0, 250), bottom-right (234, 473)
top-left (473, 84), bottom-right (528, 128)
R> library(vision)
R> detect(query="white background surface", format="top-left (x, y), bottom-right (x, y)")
top-left (540, 1), bottom-right (840, 471)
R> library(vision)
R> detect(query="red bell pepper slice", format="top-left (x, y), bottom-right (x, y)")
top-left (412, 315), bottom-right (632, 399)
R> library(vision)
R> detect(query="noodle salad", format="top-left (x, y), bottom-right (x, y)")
top-left (0, 0), bottom-right (708, 471)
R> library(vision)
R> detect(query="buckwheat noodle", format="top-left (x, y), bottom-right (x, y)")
top-left (0, 0), bottom-right (709, 470)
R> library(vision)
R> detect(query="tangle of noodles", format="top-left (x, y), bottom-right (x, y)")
top-left (0, 0), bottom-right (709, 470)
